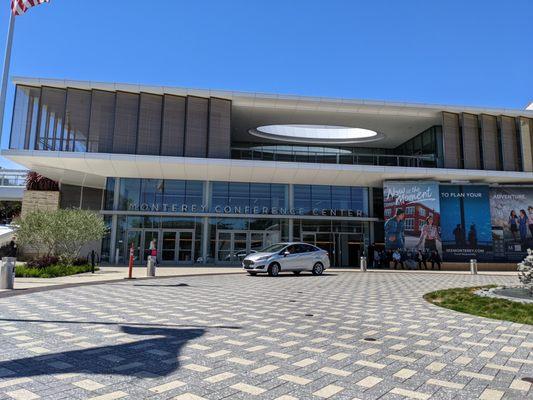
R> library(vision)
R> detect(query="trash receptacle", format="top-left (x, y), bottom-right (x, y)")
top-left (146, 256), bottom-right (156, 277)
top-left (360, 256), bottom-right (367, 272)
top-left (0, 257), bottom-right (16, 289)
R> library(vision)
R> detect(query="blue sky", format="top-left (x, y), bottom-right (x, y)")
top-left (1, 0), bottom-right (532, 168)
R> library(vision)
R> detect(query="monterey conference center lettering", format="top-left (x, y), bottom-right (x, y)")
top-left (128, 203), bottom-right (364, 217)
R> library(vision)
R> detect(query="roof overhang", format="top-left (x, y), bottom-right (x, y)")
top-left (3, 150), bottom-right (532, 189)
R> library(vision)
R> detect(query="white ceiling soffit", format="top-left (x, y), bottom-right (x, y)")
top-left (3, 150), bottom-right (533, 189)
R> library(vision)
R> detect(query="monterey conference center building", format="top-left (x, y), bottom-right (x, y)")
top-left (3, 77), bottom-right (533, 267)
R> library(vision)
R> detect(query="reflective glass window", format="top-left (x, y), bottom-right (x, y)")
top-left (140, 179), bottom-right (164, 206)
top-left (271, 184), bottom-right (287, 209)
top-left (104, 178), bottom-right (115, 210)
top-left (250, 183), bottom-right (270, 210)
top-left (351, 187), bottom-right (369, 216)
top-left (163, 180), bottom-right (185, 205)
top-left (331, 186), bottom-right (351, 210)
top-left (10, 85), bottom-right (40, 150)
top-left (211, 182), bottom-right (229, 211)
top-left (294, 185), bottom-right (311, 214)
top-left (118, 178), bottom-right (141, 210)
top-left (185, 181), bottom-right (203, 209)
top-left (311, 185), bottom-right (331, 210)
top-left (229, 182), bottom-right (249, 210)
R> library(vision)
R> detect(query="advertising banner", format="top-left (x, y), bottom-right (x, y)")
top-left (383, 181), bottom-right (441, 252)
top-left (489, 187), bottom-right (533, 261)
top-left (439, 185), bottom-right (493, 261)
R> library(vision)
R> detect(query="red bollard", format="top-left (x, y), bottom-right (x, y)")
top-left (127, 243), bottom-right (134, 279)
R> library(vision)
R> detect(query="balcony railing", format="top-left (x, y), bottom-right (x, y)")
top-left (0, 170), bottom-right (27, 187)
top-left (231, 148), bottom-right (438, 168)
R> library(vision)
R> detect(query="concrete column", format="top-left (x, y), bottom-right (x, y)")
top-left (201, 181), bottom-right (210, 264)
top-left (109, 178), bottom-right (121, 264)
top-left (288, 184), bottom-right (294, 241)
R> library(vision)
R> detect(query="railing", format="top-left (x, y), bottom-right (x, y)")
top-left (0, 170), bottom-right (27, 187)
top-left (231, 148), bottom-right (438, 168)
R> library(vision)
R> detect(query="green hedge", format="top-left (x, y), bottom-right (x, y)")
top-left (15, 264), bottom-right (98, 278)
top-left (424, 286), bottom-right (533, 325)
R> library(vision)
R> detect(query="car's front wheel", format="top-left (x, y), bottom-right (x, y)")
top-left (311, 262), bottom-right (324, 276)
top-left (268, 263), bottom-right (280, 277)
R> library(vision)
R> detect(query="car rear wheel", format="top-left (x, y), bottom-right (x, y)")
top-left (312, 262), bottom-right (324, 276)
top-left (268, 263), bottom-right (280, 277)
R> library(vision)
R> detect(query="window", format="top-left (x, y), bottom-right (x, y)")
top-left (37, 87), bottom-right (66, 150)
top-left (294, 185), bottom-right (369, 216)
top-left (384, 208), bottom-right (392, 217)
top-left (118, 178), bottom-right (141, 210)
top-left (10, 85), bottom-right (40, 150)
top-left (210, 182), bottom-right (288, 213)
top-left (104, 178), bottom-right (115, 210)
top-left (405, 218), bottom-right (414, 230)
top-left (419, 208), bottom-right (426, 217)
top-left (405, 206), bottom-right (415, 215)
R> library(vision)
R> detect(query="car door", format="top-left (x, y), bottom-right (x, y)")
top-left (280, 244), bottom-right (299, 271)
top-left (297, 244), bottom-right (315, 270)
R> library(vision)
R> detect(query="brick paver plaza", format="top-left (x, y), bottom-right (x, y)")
top-left (0, 272), bottom-right (531, 399)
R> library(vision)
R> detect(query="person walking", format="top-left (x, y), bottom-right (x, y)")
top-left (416, 215), bottom-right (440, 251)
top-left (149, 238), bottom-right (158, 267)
top-left (8, 237), bottom-right (17, 257)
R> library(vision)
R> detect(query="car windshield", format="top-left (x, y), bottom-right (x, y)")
top-left (260, 243), bottom-right (288, 253)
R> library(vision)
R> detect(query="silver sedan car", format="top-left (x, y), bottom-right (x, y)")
top-left (242, 242), bottom-right (330, 276)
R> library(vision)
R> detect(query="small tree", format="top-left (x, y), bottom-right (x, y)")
top-left (16, 209), bottom-right (107, 264)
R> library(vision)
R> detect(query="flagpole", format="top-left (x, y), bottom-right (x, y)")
top-left (0, 11), bottom-right (15, 147)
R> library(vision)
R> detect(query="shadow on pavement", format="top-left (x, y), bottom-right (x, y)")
top-left (0, 325), bottom-right (206, 378)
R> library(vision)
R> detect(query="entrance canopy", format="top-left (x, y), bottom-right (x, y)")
top-left (3, 149), bottom-right (531, 189)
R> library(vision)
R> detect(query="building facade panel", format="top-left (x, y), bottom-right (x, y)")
top-left (184, 96), bottom-right (209, 158)
top-left (479, 114), bottom-right (501, 170)
top-left (37, 87), bottom-right (66, 151)
top-left (64, 88), bottom-right (92, 152)
top-left (461, 113), bottom-right (481, 169)
top-left (161, 95), bottom-right (186, 157)
top-left (112, 92), bottom-right (139, 154)
top-left (136, 93), bottom-right (162, 156)
top-left (208, 98), bottom-right (231, 159)
top-left (88, 90), bottom-right (116, 153)
top-left (500, 115), bottom-right (520, 171)
top-left (442, 112), bottom-right (462, 168)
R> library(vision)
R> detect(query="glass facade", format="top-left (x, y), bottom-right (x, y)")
top-left (294, 185), bottom-right (368, 216)
top-left (102, 178), bottom-right (377, 267)
top-left (210, 182), bottom-right (288, 213)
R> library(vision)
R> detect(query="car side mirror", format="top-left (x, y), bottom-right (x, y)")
top-left (283, 250), bottom-right (290, 257)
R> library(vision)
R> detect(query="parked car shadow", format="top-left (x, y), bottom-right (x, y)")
top-left (0, 325), bottom-right (206, 378)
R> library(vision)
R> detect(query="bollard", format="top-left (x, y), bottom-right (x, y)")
top-left (146, 256), bottom-right (156, 277)
top-left (360, 256), bottom-right (367, 272)
top-left (0, 257), bottom-right (16, 289)
top-left (470, 259), bottom-right (478, 275)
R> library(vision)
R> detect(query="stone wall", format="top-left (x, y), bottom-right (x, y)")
top-left (21, 190), bottom-right (60, 218)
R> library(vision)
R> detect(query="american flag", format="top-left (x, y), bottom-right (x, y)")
top-left (11, 0), bottom-right (49, 16)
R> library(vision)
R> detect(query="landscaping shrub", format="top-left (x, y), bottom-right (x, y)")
top-left (16, 209), bottom-right (107, 264)
top-left (26, 255), bottom-right (59, 269)
top-left (15, 264), bottom-right (98, 278)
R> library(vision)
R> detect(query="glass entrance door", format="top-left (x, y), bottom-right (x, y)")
top-left (335, 233), bottom-right (361, 268)
top-left (177, 231), bottom-right (194, 262)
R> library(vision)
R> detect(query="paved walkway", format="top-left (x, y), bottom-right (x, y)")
top-left (0, 271), bottom-right (531, 399)
top-left (1, 265), bottom-right (517, 295)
